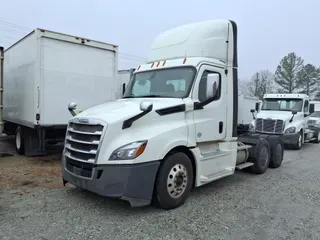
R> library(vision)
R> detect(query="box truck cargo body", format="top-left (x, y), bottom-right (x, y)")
top-left (3, 28), bottom-right (119, 156)
top-left (117, 69), bottom-right (135, 97)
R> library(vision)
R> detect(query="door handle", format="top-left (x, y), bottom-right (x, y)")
top-left (219, 121), bottom-right (223, 134)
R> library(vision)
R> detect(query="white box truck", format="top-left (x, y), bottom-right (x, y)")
top-left (2, 28), bottom-right (119, 156)
top-left (61, 19), bottom-right (295, 210)
top-left (117, 68), bottom-right (135, 97)
top-left (0, 46), bottom-right (3, 135)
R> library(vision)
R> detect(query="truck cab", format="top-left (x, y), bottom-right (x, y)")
top-left (250, 93), bottom-right (318, 149)
top-left (62, 19), bottom-right (285, 210)
top-left (308, 101), bottom-right (320, 128)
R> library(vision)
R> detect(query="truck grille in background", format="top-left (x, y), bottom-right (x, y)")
top-left (308, 120), bottom-right (316, 126)
top-left (64, 120), bottom-right (105, 178)
top-left (256, 118), bottom-right (284, 134)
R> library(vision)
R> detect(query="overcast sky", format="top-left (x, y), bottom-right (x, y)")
top-left (0, 0), bottom-right (319, 81)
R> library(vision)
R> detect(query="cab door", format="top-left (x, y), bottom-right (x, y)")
top-left (192, 65), bottom-right (227, 142)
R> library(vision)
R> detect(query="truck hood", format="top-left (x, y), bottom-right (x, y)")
top-left (74, 98), bottom-right (185, 123)
top-left (257, 110), bottom-right (294, 121)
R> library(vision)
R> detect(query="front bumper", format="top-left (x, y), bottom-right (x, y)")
top-left (62, 157), bottom-right (160, 207)
top-left (282, 132), bottom-right (299, 145)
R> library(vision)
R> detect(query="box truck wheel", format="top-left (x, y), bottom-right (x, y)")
top-left (15, 126), bottom-right (25, 155)
top-left (250, 139), bottom-right (270, 174)
top-left (268, 137), bottom-right (284, 168)
top-left (153, 152), bottom-right (194, 210)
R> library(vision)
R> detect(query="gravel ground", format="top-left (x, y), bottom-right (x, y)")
top-left (0, 138), bottom-right (320, 240)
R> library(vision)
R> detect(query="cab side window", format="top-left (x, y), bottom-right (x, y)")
top-left (198, 70), bottom-right (221, 103)
top-left (304, 100), bottom-right (309, 112)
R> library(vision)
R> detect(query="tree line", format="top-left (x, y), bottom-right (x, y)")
top-left (239, 52), bottom-right (320, 100)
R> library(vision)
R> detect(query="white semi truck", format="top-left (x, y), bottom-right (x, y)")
top-left (62, 19), bottom-right (287, 210)
top-left (308, 101), bottom-right (320, 128)
top-left (249, 93), bottom-right (319, 149)
top-left (1, 29), bottom-right (119, 156)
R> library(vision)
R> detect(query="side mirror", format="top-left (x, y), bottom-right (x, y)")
top-left (255, 102), bottom-right (260, 112)
top-left (140, 101), bottom-right (153, 112)
top-left (310, 103), bottom-right (315, 114)
top-left (206, 73), bottom-right (220, 99)
top-left (68, 102), bottom-right (77, 116)
top-left (250, 109), bottom-right (255, 113)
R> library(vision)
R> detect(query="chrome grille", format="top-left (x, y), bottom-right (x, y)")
top-left (64, 119), bottom-right (105, 165)
top-left (256, 118), bottom-right (284, 134)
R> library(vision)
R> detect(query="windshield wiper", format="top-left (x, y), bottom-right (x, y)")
top-left (123, 95), bottom-right (135, 98)
top-left (138, 94), bottom-right (167, 98)
top-left (123, 94), bottom-right (172, 98)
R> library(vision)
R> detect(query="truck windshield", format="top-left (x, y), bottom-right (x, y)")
top-left (310, 111), bottom-right (320, 117)
top-left (123, 67), bottom-right (196, 98)
top-left (261, 98), bottom-right (303, 111)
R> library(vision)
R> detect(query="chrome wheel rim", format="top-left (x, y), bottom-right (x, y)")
top-left (16, 130), bottom-right (21, 149)
top-left (167, 164), bottom-right (188, 198)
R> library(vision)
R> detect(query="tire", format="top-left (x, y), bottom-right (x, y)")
top-left (292, 131), bottom-right (303, 150)
top-left (268, 137), bottom-right (284, 168)
top-left (312, 131), bottom-right (320, 143)
top-left (153, 152), bottom-right (194, 210)
top-left (250, 139), bottom-right (270, 174)
top-left (15, 126), bottom-right (25, 155)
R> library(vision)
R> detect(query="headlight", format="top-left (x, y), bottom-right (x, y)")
top-left (109, 140), bottom-right (147, 160)
top-left (249, 123), bottom-right (255, 132)
top-left (284, 126), bottom-right (296, 134)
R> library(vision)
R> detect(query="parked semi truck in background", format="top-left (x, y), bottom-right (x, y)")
top-left (308, 101), bottom-right (320, 128)
top-left (1, 28), bottom-right (119, 156)
top-left (249, 93), bottom-right (319, 149)
top-left (62, 19), bottom-right (287, 210)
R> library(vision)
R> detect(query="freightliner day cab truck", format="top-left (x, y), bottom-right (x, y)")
top-left (249, 94), bottom-right (319, 150)
top-left (1, 29), bottom-right (119, 156)
top-left (308, 101), bottom-right (320, 129)
top-left (62, 19), bottom-right (287, 210)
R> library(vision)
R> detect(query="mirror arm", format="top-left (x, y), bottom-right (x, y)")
top-left (251, 112), bottom-right (256, 120)
top-left (68, 109), bottom-right (77, 117)
top-left (289, 115), bottom-right (295, 123)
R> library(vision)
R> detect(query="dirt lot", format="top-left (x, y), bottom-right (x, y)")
top-left (0, 136), bottom-right (63, 192)
top-left (1, 136), bottom-right (320, 240)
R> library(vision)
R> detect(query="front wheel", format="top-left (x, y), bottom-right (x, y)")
top-left (153, 152), bottom-right (194, 210)
top-left (292, 131), bottom-right (303, 150)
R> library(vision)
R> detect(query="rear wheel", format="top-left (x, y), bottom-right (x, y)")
top-left (15, 126), bottom-right (25, 155)
top-left (153, 152), bottom-right (194, 210)
top-left (312, 131), bottom-right (320, 143)
top-left (269, 137), bottom-right (284, 168)
top-left (250, 139), bottom-right (270, 174)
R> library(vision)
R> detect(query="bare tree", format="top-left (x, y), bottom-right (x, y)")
top-left (238, 79), bottom-right (251, 95)
top-left (247, 70), bottom-right (274, 99)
